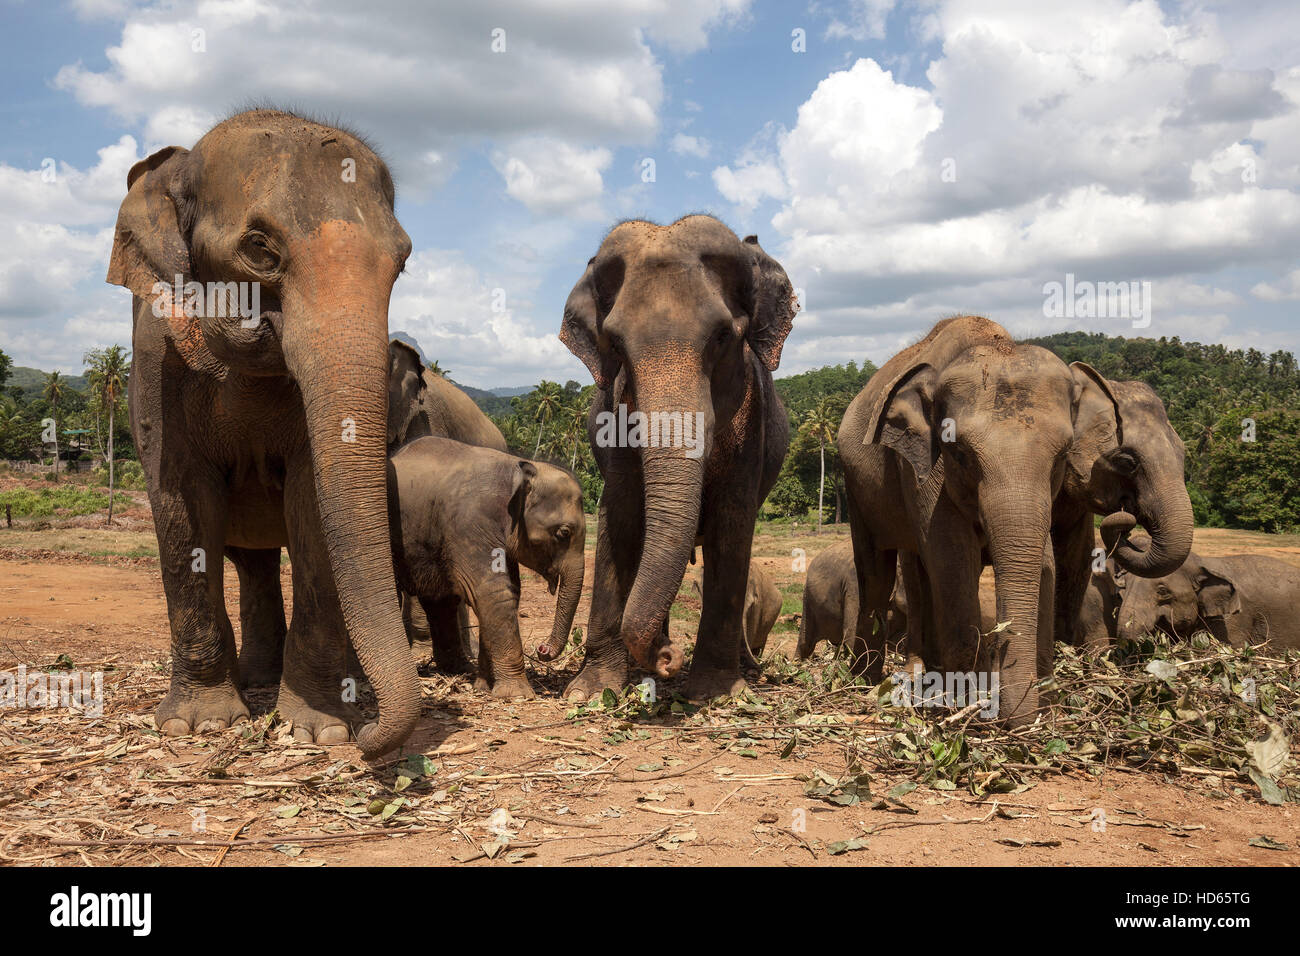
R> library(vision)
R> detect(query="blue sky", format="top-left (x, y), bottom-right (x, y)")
top-left (2, 0), bottom-right (1299, 388)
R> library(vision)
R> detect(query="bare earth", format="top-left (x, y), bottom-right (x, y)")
top-left (1, 489), bottom-right (1297, 867)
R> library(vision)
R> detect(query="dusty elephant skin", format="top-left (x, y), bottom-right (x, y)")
top-left (558, 215), bottom-right (795, 702)
top-left (838, 316), bottom-right (1094, 726)
top-left (387, 436), bottom-right (586, 697)
top-left (106, 109), bottom-right (417, 757)
top-left (1117, 549), bottom-right (1300, 650)
top-left (387, 339), bottom-right (508, 672)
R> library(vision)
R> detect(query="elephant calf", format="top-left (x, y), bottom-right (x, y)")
top-left (687, 560), bottom-right (782, 664)
top-left (388, 437), bottom-right (586, 697)
top-left (1117, 550), bottom-right (1300, 650)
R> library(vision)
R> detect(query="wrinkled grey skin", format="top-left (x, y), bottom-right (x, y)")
top-left (388, 436), bottom-right (586, 697)
top-left (387, 339), bottom-right (508, 671)
top-left (1077, 560), bottom-right (1125, 651)
top-left (107, 109), bottom-right (415, 756)
top-left (558, 215), bottom-right (795, 702)
top-left (838, 316), bottom-right (1102, 725)
top-left (1117, 550), bottom-right (1300, 650)
top-left (687, 560), bottom-right (782, 663)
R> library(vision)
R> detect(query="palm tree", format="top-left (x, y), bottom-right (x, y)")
top-left (42, 371), bottom-right (67, 479)
top-left (427, 359), bottom-right (448, 378)
top-left (558, 403), bottom-right (587, 469)
top-left (531, 381), bottom-right (564, 458)
top-left (85, 346), bottom-right (131, 524)
top-left (803, 396), bottom-right (839, 535)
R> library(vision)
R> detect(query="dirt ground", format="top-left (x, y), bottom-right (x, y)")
top-left (1, 485), bottom-right (1297, 867)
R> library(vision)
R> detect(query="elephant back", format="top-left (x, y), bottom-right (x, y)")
top-left (422, 371), bottom-right (508, 452)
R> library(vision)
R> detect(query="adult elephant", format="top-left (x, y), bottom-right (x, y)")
top-left (838, 316), bottom-right (1112, 725)
top-left (1052, 376), bottom-right (1193, 647)
top-left (387, 339), bottom-right (508, 671)
top-left (106, 109), bottom-right (416, 756)
top-left (558, 215), bottom-right (795, 701)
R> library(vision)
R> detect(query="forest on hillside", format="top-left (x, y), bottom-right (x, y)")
top-left (3, 331), bottom-right (1298, 532)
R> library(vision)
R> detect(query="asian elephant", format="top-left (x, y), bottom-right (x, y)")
top-left (107, 109), bottom-right (416, 756)
top-left (558, 215), bottom-right (795, 701)
top-left (838, 315), bottom-right (1110, 725)
top-left (687, 560), bottom-right (782, 664)
top-left (1052, 376), bottom-right (1193, 647)
top-left (387, 338), bottom-right (508, 672)
top-left (1117, 549), bottom-right (1300, 650)
top-left (387, 436), bottom-right (586, 697)
top-left (1077, 562), bottom-right (1125, 651)
top-left (796, 543), bottom-right (998, 659)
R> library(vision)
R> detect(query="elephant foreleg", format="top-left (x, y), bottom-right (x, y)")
top-left (150, 466), bottom-right (249, 735)
top-left (564, 470), bottom-right (638, 701)
top-left (467, 582), bottom-right (534, 699)
top-left (278, 460), bottom-right (366, 745)
top-left (229, 546), bottom-right (286, 689)
top-left (1052, 512), bottom-right (1096, 648)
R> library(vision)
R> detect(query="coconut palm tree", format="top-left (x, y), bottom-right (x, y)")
top-left (803, 396), bottom-right (839, 535)
top-left (42, 371), bottom-right (67, 480)
top-left (531, 381), bottom-right (564, 458)
top-left (85, 346), bottom-right (131, 524)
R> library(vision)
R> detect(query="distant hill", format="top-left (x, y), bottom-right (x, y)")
top-left (7, 366), bottom-right (89, 396)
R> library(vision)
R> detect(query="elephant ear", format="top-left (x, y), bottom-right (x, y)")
top-left (507, 459), bottom-right (539, 525)
top-left (743, 235), bottom-right (796, 371)
top-left (559, 257), bottom-right (617, 390)
top-left (873, 364), bottom-right (938, 484)
top-left (387, 340), bottom-right (428, 447)
top-left (106, 146), bottom-right (193, 302)
top-left (1069, 360), bottom-right (1123, 447)
top-left (1193, 561), bottom-right (1242, 620)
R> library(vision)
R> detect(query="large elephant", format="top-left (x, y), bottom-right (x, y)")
top-left (107, 110), bottom-right (416, 755)
top-left (1052, 376), bottom-right (1193, 647)
top-left (1117, 549), bottom-right (1300, 650)
top-left (558, 215), bottom-right (795, 701)
top-left (838, 316), bottom-right (1112, 725)
top-left (387, 436), bottom-right (586, 696)
top-left (387, 339), bottom-right (508, 671)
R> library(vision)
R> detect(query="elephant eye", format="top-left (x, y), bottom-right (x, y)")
top-left (240, 230), bottom-right (281, 274)
top-left (555, 526), bottom-right (571, 540)
top-left (1155, 585), bottom-right (1173, 601)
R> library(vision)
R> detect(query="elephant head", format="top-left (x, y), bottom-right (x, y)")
top-left (1116, 547), bottom-right (1239, 642)
top-left (107, 110), bottom-right (416, 757)
top-left (510, 462), bottom-right (587, 662)
top-left (1075, 377), bottom-right (1193, 579)
top-left (388, 339), bottom-right (432, 450)
top-left (559, 215), bottom-right (795, 676)
top-left (872, 341), bottom-right (1089, 723)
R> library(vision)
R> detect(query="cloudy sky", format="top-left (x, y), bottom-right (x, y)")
top-left (2, 0), bottom-right (1298, 387)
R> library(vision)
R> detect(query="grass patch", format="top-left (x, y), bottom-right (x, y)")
top-left (0, 486), bottom-right (133, 518)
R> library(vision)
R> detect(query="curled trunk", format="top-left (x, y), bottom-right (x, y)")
top-left (1100, 473), bottom-right (1194, 578)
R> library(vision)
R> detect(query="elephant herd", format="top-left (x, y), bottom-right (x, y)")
top-left (106, 109), bottom-right (1292, 759)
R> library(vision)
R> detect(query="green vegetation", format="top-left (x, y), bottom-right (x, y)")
top-left (0, 485), bottom-right (133, 518)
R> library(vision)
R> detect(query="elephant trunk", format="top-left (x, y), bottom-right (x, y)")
top-left (1100, 472), bottom-right (1194, 578)
top-left (280, 232), bottom-right (420, 759)
top-left (981, 489), bottom-right (1053, 727)
top-left (537, 550), bottom-right (584, 661)
top-left (619, 394), bottom-right (709, 677)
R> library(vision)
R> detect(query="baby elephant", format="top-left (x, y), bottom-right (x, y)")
top-left (388, 436), bottom-right (586, 697)
top-left (687, 561), bottom-right (782, 664)
top-left (1117, 551), bottom-right (1300, 650)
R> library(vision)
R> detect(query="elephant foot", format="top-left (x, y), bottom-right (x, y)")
top-left (564, 660), bottom-right (630, 703)
top-left (155, 681), bottom-right (250, 736)
top-left (682, 667), bottom-right (747, 703)
top-left (276, 682), bottom-right (362, 745)
top-left (489, 678), bottom-right (536, 700)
